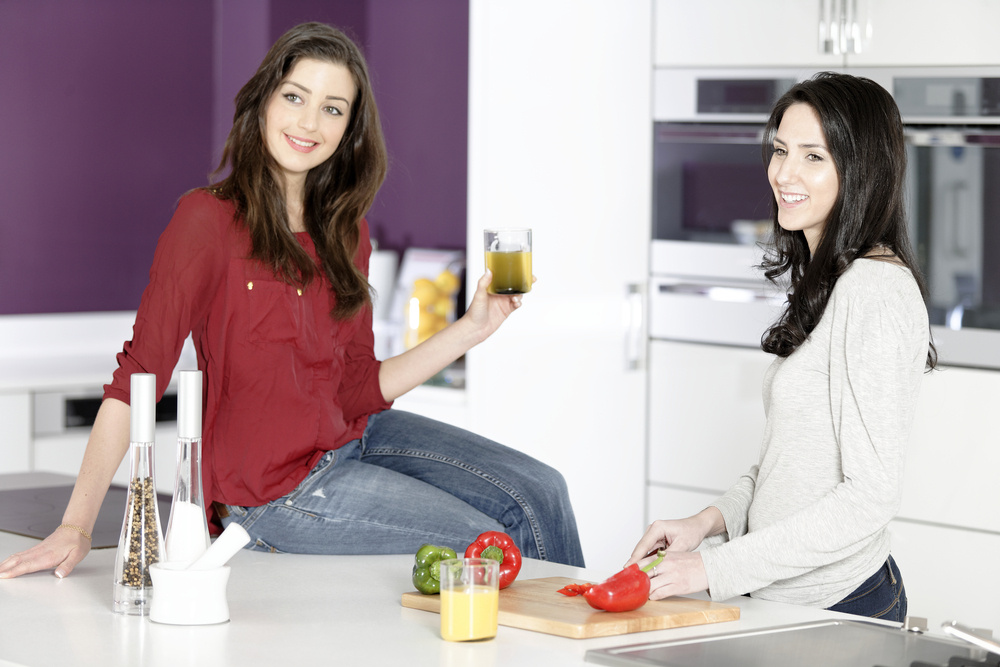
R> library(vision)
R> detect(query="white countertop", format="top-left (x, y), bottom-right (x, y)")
top-left (0, 531), bottom-right (865, 667)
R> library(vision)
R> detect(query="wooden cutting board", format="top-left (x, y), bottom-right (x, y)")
top-left (400, 576), bottom-right (740, 639)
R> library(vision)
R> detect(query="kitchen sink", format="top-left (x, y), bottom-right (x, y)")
top-left (585, 619), bottom-right (999, 667)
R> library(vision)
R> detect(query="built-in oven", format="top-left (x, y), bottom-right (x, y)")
top-left (875, 68), bottom-right (1000, 370)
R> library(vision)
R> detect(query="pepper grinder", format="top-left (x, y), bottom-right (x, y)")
top-left (163, 370), bottom-right (211, 565)
top-left (112, 373), bottom-right (164, 615)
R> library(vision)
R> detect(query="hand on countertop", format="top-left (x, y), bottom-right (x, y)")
top-left (0, 527), bottom-right (91, 580)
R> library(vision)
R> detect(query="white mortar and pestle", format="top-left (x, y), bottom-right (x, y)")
top-left (148, 522), bottom-right (251, 625)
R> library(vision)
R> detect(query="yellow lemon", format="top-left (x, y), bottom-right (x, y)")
top-left (410, 278), bottom-right (441, 304)
top-left (434, 270), bottom-right (461, 294)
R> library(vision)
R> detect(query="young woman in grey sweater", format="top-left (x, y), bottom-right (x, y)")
top-left (628, 72), bottom-right (937, 622)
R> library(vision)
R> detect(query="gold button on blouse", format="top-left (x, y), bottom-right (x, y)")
top-left (247, 281), bottom-right (253, 290)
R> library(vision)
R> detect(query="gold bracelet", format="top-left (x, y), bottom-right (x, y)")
top-left (58, 523), bottom-right (92, 541)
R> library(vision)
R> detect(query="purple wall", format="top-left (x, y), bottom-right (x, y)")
top-left (0, 0), bottom-right (468, 315)
top-left (0, 0), bottom-right (214, 315)
top-left (365, 0), bottom-right (470, 254)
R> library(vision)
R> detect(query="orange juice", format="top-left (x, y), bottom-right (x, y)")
top-left (440, 585), bottom-right (499, 641)
top-left (486, 251), bottom-right (532, 295)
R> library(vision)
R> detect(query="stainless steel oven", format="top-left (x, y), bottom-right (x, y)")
top-left (651, 67), bottom-right (1000, 369)
top-left (886, 68), bottom-right (1000, 369)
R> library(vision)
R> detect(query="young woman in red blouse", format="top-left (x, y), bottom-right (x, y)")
top-left (0, 23), bottom-right (583, 580)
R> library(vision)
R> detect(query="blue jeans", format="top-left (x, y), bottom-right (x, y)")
top-left (220, 409), bottom-right (585, 566)
top-left (826, 555), bottom-right (907, 622)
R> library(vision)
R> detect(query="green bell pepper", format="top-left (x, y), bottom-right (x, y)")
top-left (411, 544), bottom-right (458, 594)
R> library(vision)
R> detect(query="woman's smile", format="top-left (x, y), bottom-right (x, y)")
top-left (284, 133), bottom-right (320, 152)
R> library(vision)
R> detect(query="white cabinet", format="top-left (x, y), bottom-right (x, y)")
top-left (900, 364), bottom-right (1000, 533)
top-left (891, 519), bottom-right (1000, 634)
top-left (846, 0), bottom-right (1000, 67)
top-left (646, 340), bottom-right (773, 521)
top-left (892, 365), bottom-right (1000, 634)
top-left (0, 393), bottom-right (31, 473)
top-left (655, 0), bottom-right (1000, 69)
top-left (467, 0), bottom-right (651, 573)
top-left (654, 0), bottom-right (843, 68)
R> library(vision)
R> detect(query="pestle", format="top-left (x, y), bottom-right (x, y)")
top-left (186, 523), bottom-right (251, 571)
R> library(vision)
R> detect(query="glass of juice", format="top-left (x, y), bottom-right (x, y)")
top-left (484, 229), bottom-right (532, 295)
top-left (438, 557), bottom-right (500, 642)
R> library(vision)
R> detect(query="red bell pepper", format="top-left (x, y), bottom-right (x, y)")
top-left (582, 564), bottom-right (650, 612)
top-left (465, 531), bottom-right (522, 589)
top-left (566, 550), bottom-right (667, 612)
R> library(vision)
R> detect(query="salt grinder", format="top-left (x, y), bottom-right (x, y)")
top-left (112, 373), bottom-right (164, 615)
top-left (163, 370), bottom-right (210, 565)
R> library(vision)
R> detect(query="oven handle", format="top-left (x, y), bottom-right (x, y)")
top-left (657, 282), bottom-right (785, 304)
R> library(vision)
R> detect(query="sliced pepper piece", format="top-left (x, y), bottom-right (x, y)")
top-left (557, 583), bottom-right (594, 597)
top-left (465, 531), bottom-right (522, 589)
top-left (412, 544), bottom-right (458, 595)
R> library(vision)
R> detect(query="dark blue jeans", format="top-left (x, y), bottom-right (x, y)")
top-left (826, 555), bottom-right (907, 622)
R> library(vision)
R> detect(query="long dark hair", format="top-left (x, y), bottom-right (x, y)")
top-left (759, 72), bottom-right (936, 369)
top-left (211, 22), bottom-right (387, 320)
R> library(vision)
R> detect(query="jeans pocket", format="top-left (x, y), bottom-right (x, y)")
top-left (247, 536), bottom-right (288, 554)
top-left (827, 558), bottom-right (905, 622)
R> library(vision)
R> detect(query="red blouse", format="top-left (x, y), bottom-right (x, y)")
top-left (104, 190), bottom-right (392, 508)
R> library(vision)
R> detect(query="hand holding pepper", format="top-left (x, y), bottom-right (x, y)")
top-left (412, 544), bottom-right (458, 595)
top-left (465, 531), bottom-right (522, 589)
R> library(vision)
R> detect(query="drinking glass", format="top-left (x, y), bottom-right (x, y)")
top-left (439, 557), bottom-right (500, 642)
top-left (484, 229), bottom-right (532, 295)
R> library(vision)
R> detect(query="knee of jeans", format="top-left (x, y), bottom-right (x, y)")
top-left (532, 462), bottom-right (570, 494)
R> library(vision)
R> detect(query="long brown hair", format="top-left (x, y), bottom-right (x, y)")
top-left (759, 72), bottom-right (936, 369)
top-left (211, 22), bottom-right (387, 319)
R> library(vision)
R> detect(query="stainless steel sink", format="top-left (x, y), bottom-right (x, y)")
top-left (585, 619), bottom-right (997, 667)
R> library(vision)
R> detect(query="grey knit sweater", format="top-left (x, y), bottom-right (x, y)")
top-left (700, 259), bottom-right (930, 607)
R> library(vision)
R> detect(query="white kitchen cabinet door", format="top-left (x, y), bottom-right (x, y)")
top-left (890, 519), bottom-right (1000, 635)
top-left (899, 364), bottom-right (1000, 534)
top-left (467, 0), bottom-right (651, 573)
top-left (648, 341), bottom-right (771, 493)
top-left (654, 0), bottom-right (843, 68)
top-left (0, 393), bottom-right (31, 473)
top-left (846, 0), bottom-right (1000, 66)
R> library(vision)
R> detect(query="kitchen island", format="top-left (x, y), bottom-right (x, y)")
top-left (1, 529), bottom-right (882, 667)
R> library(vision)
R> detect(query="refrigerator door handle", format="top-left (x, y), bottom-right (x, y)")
top-left (625, 283), bottom-right (646, 371)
